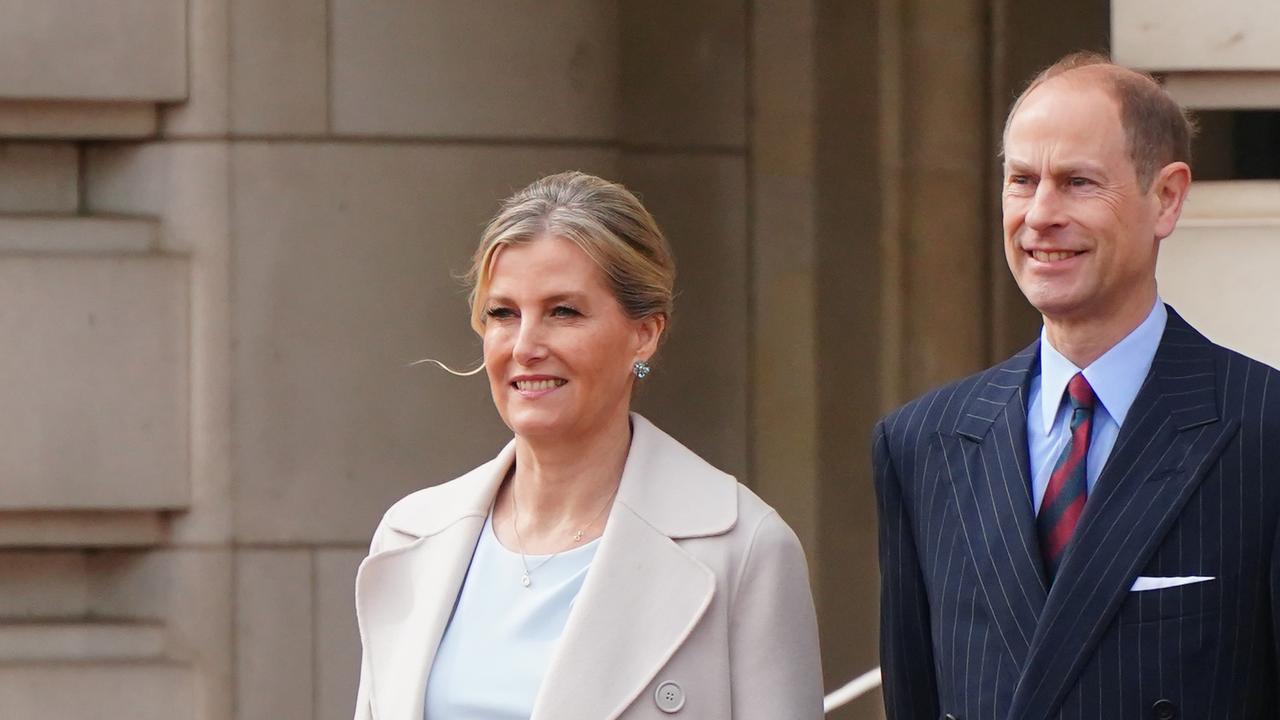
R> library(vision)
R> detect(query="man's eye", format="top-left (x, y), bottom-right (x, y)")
top-left (1008, 175), bottom-right (1032, 186)
top-left (1068, 177), bottom-right (1092, 187)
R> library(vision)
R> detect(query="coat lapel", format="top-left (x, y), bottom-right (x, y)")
top-left (531, 414), bottom-right (733, 720)
top-left (353, 450), bottom-right (510, 720)
top-left (946, 341), bottom-right (1047, 673)
top-left (531, 503), bottom-right (716, 720)
top-left (1009, 308), bottom-right (1239, 720)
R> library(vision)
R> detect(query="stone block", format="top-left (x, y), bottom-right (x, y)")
top-left (162, 0), bottom-right (231, 136)
top-left (0, 142), bottom-right (78, 213)
top-left (236, 549), bottom-right (313, 720)
top-left (1165, 73), bottom-right (1280, 110)
top-left (0, 254), bottom-right (189, 510)
top-left (1158, 180), bottom-right (1280, 369)
top-left (231, 142), bottom-right (617, 543)
top-left (748, 0), bottom-right (819, 543)
top-left (0, 622), bottom-right (166, 662)
top-left (0, 215), bottom-right (157, 253)
top-left (316, 549), bottom-right (366, 720)
top-left (621, 154), bottom-right (749, 479)
top-left (0, 551), bottom-right (88, 617)
top-left (331, 0), bottom-right (618, 138)
top-left (1114, 1), bottom-right (1280, 71)
top-left (0, 511), bottom-right (166, 547)
top-left (620, 0), bottom-right (747, 148)
top-left (0, 663), bottom-right (196, 720)
top-left (900, 167), bottom-right (987, 394)
top-left (902, 0), bottom-right (986, 172)
top-left (230, 0), bottom-right (327, 135)
top-left (88, 549), bottom-right (234, 720)
top-left (0, 101), bottom-right (156, 139)
top-left (0, 0), bottom-right (185, 101)
top-left (86, 143), bottom-right (235, 545)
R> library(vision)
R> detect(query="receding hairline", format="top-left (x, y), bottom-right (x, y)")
top-left (1005, 65), bottom-right (1133, 139)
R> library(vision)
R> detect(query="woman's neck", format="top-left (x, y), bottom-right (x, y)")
top-left (493, 414), bottom-right (632, 553)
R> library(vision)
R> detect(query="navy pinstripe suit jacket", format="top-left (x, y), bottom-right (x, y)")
top-left (873, 306), bottom-right (1280, 720)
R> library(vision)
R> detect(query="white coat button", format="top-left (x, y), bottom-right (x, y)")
top-left (654, 681), bottom-right (685, 713)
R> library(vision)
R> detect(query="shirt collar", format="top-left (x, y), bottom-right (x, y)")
top-left (1038, 298), bottom-right (1167, 434)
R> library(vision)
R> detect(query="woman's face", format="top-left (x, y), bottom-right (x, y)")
top-left (480, 235), bottom-right (661, 443)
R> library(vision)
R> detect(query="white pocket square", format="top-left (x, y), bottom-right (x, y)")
top-left (1130, 575), bottom-right (1215, 592)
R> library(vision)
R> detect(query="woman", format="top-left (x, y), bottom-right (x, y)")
top-left (353, 172), bottom-right (823, 719)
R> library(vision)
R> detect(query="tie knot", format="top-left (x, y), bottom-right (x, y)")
top-left (1067, 372), bottom-right (1095, 411)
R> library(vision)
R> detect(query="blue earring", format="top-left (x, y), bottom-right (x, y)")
top-left (632, 360), bottom-right (652, 379)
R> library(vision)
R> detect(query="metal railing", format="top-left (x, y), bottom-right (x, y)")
top-left (823, 666), bottom-right (882, 714)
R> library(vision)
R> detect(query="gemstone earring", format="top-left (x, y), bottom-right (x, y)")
top-left (632, 360), bottom-right (652, 379)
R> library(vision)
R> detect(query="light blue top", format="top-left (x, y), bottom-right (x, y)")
top-left (1026, 298), bottom-right (1167, 513)
top-left (424, 513), bottom-right (599, 720)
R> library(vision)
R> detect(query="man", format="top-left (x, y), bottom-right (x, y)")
top-left (874, 52), bottom-right (1280, 720)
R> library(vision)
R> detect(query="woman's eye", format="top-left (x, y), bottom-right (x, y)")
top-left (485, 307), bottom-right (516, 320)
top-left (551, 305), bottom-right (581, 318)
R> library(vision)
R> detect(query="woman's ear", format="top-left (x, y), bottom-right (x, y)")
top-left (634, 313), bottom-right (666, 362)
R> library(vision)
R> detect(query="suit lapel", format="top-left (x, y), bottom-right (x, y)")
top-left (946, 342), bottom-right (1047, 672)
top-left (354, 452), bottom-right (509, 720)
top-left (1009, 309), bottom-right (1239, 720)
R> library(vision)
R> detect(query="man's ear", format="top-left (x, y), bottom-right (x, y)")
top-left (1153, 161), bottom-right (1192, 241)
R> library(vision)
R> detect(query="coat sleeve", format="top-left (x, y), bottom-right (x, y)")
top-left (728, 509), bottom-right (825, 719)
top-left (873, 419), bottom-right (940, 719)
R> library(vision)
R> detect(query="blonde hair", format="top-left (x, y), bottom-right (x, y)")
top-left (466, 171), bottom-right (676, 340)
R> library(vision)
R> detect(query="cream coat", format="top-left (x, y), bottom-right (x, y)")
top-left (353, 414), bottom-right (823, 719)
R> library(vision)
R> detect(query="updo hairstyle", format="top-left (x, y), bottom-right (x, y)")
top-left (466, 171), bottom-right (676, 343)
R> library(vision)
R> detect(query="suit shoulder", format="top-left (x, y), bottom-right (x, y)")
top-left (1212, 342), bottom-right (1280, 385)
top-left (876, 364), bottom-right (1001, 442)
top-left (1209, 343), bottom-right (1280, 423)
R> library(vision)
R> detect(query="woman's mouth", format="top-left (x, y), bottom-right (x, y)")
top-left (513, 378), bottom-right (567, 392)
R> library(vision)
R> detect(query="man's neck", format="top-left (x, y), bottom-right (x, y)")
top-left (1042, 292), bottom-right (1158, 368)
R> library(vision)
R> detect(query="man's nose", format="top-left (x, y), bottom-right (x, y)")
top-left (1024, 181), bottom-right (1067, 231)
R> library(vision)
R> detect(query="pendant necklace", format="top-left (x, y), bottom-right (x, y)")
top-left (510, 481), bottom-right (618, 588)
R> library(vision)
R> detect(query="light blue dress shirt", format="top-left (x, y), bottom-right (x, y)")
top-left (1026, 299), bottom-right (1167, 513)
top-left (424, 513), bottom-right (599, 720)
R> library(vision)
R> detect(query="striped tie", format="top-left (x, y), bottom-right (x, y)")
top-left (1037, 372), bottom-right (1095, 580)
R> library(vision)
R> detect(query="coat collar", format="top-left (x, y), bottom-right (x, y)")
top-left (381, 413), bottom-right (737, 541)
top-left (357, 413), bottom-right (736, 719)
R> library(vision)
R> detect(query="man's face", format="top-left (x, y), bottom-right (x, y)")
top-left (1002, 78), bottom-right (1162, 327)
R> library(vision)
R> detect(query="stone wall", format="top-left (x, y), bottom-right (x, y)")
top-left (0, 3), bottom-right (756, 718)
top-left (0, 2), bottom-right (1122, 719)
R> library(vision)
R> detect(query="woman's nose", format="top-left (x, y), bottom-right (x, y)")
top-left (512, 317), bottom-right (547, 364)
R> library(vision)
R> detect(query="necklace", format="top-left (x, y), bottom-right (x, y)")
top-left (509, 482), bottom-right (618, 588)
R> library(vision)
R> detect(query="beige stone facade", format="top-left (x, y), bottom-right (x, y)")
top-left (29, 2), bottom-right (1272, 720)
